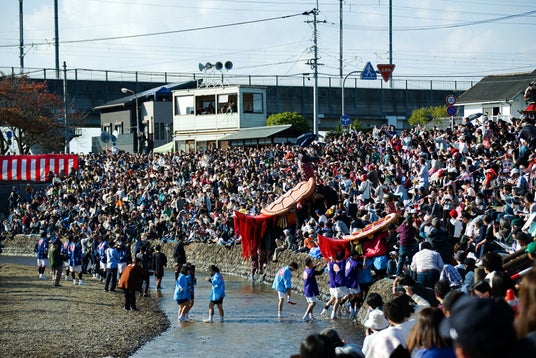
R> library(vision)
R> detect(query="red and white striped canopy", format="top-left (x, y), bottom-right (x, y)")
top-left (0, 154), bottom-right (78, 182)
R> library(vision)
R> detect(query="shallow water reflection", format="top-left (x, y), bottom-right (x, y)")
top-left (131, 270), bottom-right (365, 358)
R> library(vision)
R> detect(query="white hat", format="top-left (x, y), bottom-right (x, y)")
top-left (510, 168), bottom-right (520, 176)
top-left (364, 309), bottom-right (390, 331)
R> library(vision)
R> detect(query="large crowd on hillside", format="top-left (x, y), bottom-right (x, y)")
top-left (4, 112), bottom-right (536, 357)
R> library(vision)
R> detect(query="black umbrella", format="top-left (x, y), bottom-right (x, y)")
top-left (466, 113), bottom-right (483, 121)
top-left (296, 133), bottom-right (317, 147)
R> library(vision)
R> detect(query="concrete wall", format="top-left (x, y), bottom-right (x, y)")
top-left (36, 78), bottom-right (461, 132)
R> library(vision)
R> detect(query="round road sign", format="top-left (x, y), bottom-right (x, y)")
top-left (447, 105), bottom-right (457, 116)
top-left (446, 94), bottom-right (456, 106)
top-left (340, 114), bottom-right (351, 126)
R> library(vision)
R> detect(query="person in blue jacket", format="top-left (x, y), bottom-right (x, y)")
top-left (272, 261), bottom-right (298, 317)
top-left (203, 265), bottom-right (225, 323)
top-left (104, 241), bottom-right (120, 292)
top-left (174, 265), bottom-right (192, 322)
top-left (97, 236), bottom-right (109, 282)
top-left (68, 235), bottom-right (85, 285)
top-left (61, 237), bottom-right (72, 281)
top-left (34, 230), bottom-right (49, 280)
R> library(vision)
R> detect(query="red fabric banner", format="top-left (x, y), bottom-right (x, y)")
top-left (317, 234), bottom-right (351, 261)
top-left (361, 231), bottom-right (388, 258)
top-left (318, 231), bottom-right (388, 260)
top-left (0, 154), bottom-right (78, 182)
top-left (233, 211), bottom-right (277, 259)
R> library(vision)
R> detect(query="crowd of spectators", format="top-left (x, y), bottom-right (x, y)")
top-left (3, 113), bottom-right (536, 356)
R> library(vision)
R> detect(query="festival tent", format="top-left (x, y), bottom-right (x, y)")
top-left (153, 141), bottom-right (174, 153)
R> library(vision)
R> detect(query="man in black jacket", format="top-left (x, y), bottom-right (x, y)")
top-left (173, 234), bottom-right (187, 280)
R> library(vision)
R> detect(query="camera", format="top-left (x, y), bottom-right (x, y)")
top-left (394, 286), bottom-right (406, 295)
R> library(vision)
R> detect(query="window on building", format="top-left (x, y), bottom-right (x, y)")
top-left (160, 123), bottom-right (166, 140)
top-left (114, 124), bottom-right (123, 135)
top-left (242, 93), bottom-right (263, 113)
top-left (196, 95), bottom-right (216, 115)
top-left (174, 95), bottom-right (194, 115)
top-left (217, 93), bottom-right (238, 113)
top-left (166, 123), bottom-right (173, 141)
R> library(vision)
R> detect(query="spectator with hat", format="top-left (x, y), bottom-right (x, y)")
top-left (365, 294), bottom-right (416, 358)
top-left (505, 219), bottom-right (527, 252)
top-left (448, 210), bottom-right (464, 242)
top-left (361, 309), bottom-right (390, 356)
top-left (525, 241), bottom-right (536, 261)
top-left (439, 295), bottom-right (535, 358)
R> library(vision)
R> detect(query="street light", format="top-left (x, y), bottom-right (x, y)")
top-left (341, 70), bottom-right (361, 120)
top-left (121, 87), bottom-right (140, 153)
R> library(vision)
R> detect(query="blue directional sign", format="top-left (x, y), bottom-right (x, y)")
top-left (340, 114), bottom-right (351, 126)
top-left (361, 62), bottom-right (377, 80)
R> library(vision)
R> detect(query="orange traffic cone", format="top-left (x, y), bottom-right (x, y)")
top-left (505, 289), bottom-right (518, 316)
top-left (506, 289), bottom-right (515, 301)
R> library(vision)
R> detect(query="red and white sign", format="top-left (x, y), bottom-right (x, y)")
top-left (446, 94), bottom-right (457, 105)
top-left (0, 154), bottom-right (78, 182)
top-left (376, 64), bottom-right (396, 82)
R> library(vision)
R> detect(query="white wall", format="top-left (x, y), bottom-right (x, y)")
top-left (69, 128), bottom-right (102, 154)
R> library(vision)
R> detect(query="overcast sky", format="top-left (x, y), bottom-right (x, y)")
top-left (0, 0), bottom-right (534, 81)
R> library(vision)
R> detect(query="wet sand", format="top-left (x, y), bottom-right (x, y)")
top-left (0, 258), bottom-right (169, 358)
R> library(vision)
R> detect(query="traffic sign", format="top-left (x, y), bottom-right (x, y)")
top-left (340, 114), bottom-right (351, 126)
top-left (447, 105), bottom-right (457, 116)
top-left (361, 62), bottom-right (377, 80)
top-left (446, 94), bottom-right (456, 105)
top-left (100, 131), bottom-right (110, 143)
top-left (377, 64), bottom-right (395, 82)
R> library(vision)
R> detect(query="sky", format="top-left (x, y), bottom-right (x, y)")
top-left (0, 0), bottom-right (535, 82)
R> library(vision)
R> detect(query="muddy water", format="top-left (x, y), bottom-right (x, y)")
top-left (130, 270), bottom-right (365, 358)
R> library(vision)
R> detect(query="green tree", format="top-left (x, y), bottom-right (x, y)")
top-left (408, 105), bottom-right (447, 127)
top-left (266, 111), bottom-right (309, 133)
top-left (326, 117), bottom-right (366, 140)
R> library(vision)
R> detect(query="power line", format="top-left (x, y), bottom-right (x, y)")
top-left (0, 11), bottom-right (309, 48)
top-left (338, 9), bottom-right (536, 32)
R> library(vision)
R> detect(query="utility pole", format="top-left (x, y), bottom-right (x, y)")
top-left (54, 0), bottom-right (60, 78)
top-left (305, 3), bottom-right (324, 137)
top-left (339, 0), bottom-right (343, 81)
top-left (389, 0), bottom-right (393, 87)
top-left (313, 7), bottom-right (319, 136)
top-left (19, 0), bottom-right (24, 71)
top-left (63, 62), bottom-right (69, 154)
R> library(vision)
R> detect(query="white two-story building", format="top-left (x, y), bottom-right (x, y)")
top-left (171, 84), bottom-right (291, 152)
